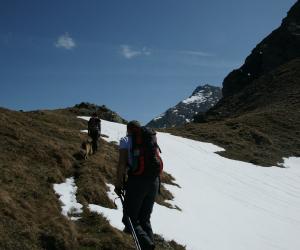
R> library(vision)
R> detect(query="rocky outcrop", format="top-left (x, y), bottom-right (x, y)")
top-left (201, 1), bottom-right (300, 121)
top-left (67, 102), bottom-right (127, 124)
top-left (222, 1), bottom-right (300, 98)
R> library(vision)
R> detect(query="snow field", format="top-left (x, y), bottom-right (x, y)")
top-left (55, 117), bottom-right (300, 250)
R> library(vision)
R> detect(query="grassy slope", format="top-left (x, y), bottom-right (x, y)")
top-left (0, 108), bottom-right (184, 250)
top-left (168, 59), bottom-right (300, 166)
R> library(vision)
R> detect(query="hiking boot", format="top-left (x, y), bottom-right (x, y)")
top-left (140, 240), bottom-right (155, 250)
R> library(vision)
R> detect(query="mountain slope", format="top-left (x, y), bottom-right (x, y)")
top-left (147, 85), bottom-right (221, 128)
top-left (220, 0), bottom-right (300, 99)
top-left (0, 107), bottom-right (131, 250)
top-left (203, 0), bottom-right (300, 120)
top-left (174, 2), bottom-right (300, 166)
top-left (0, 107), bottom-right (183, 250)
top-left (172, 59), bottom-right (300, 166)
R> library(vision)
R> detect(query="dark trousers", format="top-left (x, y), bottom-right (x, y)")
top-left (123, 176), bottom-right (159, 250)
top-left (89, 130), bottom-right (100, 152)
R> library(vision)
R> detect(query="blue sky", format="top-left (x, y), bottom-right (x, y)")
top-left (0, 0), bottom-right (296, 124)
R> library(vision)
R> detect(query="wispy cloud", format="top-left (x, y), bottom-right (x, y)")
top-left (120, 45), bottom-right (151, 59)
top-left (180, 50), bottom-right (214, 57)
top-left (55, 32), bottom-right (76, 50)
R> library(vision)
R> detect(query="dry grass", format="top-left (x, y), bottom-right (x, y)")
top-left (0, 108), bottom-right (81, 249)
top-left (0, 107), bottom-right (185, 249)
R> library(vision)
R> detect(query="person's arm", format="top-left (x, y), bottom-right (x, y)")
top-left (115, 148), bottom-right (128, 193)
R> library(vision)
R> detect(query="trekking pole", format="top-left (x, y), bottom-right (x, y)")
top-left (119, 194), bottom-right (142, 250)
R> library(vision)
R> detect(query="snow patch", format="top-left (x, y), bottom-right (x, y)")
top-left (153, 116), bottom-right (162, 121)
top-left (182, 94), bottom-right (206, 104)
top-left (182, 90), bottom-right (213, 105)
top-left (53, 177), bottom-right (83, 220)
top-left (282, 157), bottom-right (300, 168)
top-left (88, 184), bottom-right (124, 229)
top-left (152, 112), bottom-right (166, 122)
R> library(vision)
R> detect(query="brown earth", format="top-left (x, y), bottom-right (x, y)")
top-left (0, 107), bottom-right (184, 250)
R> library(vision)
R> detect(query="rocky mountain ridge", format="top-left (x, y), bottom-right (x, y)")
top-left (147, 84), bottom-right (222, 128)
top-left (204, 0), bottom-right (300, 120)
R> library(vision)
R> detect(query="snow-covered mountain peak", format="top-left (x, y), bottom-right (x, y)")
top-left (147, 84), bottom-right (222, 128)
top-left (182, 85), bottom-right (214, 105)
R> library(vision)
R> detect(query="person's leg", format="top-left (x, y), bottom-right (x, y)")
top-left (91, 131), bottom-right (98, 152)
top-left (123, 177), bottom-right (155, 249)
top-left (138, 177), bottom-right (159, 243)
top-left (97, 133), bottom-right (100, 150)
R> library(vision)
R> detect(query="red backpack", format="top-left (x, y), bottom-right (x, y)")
top-left (129, 126), bottom-right (163, 177)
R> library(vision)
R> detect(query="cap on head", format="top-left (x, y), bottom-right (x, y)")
top-left (92, 112), bottom-right (97, 117)
top-left (127, 120), bottom-right (141, 131)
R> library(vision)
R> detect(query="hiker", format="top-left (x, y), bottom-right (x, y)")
top-left (88, 112), bottom-right (101, 153)
top-left (114, 120), bottom-right (163, 250)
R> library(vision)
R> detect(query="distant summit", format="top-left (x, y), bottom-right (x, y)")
top-left (147, 84), bottom-right (222, 128)
top-left (67, 102), bottom-right (127, 124)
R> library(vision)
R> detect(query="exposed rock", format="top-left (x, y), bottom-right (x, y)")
top-left (67, 102), bottom-right (127, 124)
top-left (202, 1), bottom-right (300, 121)
top-left (147, 84), bottom-right (222, 128)
top-left (221, 1), bottom-right (300, 99)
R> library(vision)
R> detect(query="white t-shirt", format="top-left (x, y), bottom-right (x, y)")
top-left (119, 136), bottom-right (132, 166)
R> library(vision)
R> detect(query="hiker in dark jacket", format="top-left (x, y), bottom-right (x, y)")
top-left (115, 120), bottom-right (162, 250)
top-left (88, 112), bottom-right (101, 153)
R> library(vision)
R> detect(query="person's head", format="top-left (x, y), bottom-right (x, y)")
top-left (127, 120), bottom-right (141, 135)
top-left (92, 112), bottom-right (97, 117)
